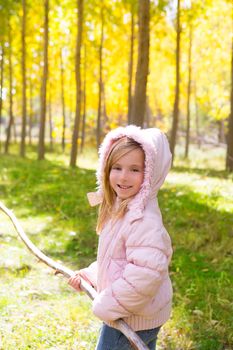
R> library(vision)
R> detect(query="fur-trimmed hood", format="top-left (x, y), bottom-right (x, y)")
top-left (87, 125), bottom-right (172, 217)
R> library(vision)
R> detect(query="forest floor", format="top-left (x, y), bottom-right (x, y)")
top-left (0, 144), bottom-right (232, 350)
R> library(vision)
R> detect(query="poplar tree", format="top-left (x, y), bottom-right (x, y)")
top-left (226, 39), bottom-right (233, 172)
top-left (170, 0), bottom-right (181, 162)
top-left (38, 0), bottom-right (49, 160)
top-left (20, 0), bottom-right (27, 157)
top-left (70, 0), bottom-right (83, 167)
top-left (131, 0), bottom-right (150, 127)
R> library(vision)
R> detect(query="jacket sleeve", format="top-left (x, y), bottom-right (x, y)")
top-left (92, 218), bottom-right (172, 322)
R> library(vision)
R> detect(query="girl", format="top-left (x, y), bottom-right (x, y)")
top-left (68, 125), bottom-right (173, 350)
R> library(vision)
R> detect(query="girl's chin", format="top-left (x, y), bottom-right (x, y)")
top-left (116, 192), bottom-right (135, 200)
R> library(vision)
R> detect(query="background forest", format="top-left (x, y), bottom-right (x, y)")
top-left (0, 1), bottom-right (233, 350)
top-left (0, 0), bottom-right (232, 168)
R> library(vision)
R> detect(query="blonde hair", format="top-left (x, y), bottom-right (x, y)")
top-left (96, 137), bottom-right (144, 233)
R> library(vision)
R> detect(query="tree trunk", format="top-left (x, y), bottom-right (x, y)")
top-left (226, 38), bottom-right (233, 171)
top-left (48, 82), bottom-right (53, 151)
top-left (185, 24), bottom-right (192, 158)
top-left (60, 48), bottom-right (66, 152)
top-left (38, 0), bottom-right (49, 160)
top-left (170, 0), bottom-right (181, 162)
top-left (194, 81), bottom-right (201, 148)
top-left (20, 0), bottom-right (27, 157)
top-left (102, 82), bottom-right (108, 127)
top-left (96, 3), bottom-right (104, 150)
top-left (127, 5), bottom-right (135, 124)
top-left (218, 120), bottom-right (225, 144)
top-left (28, 76), bottom-right (33, 145)
top-left (145, 96), bottom-right (152, 128)
top-left (131, 0), bottom-right (150, 127)
top-left (70, 0), bottom-right (83, 167)
top-left (68, 72), bottom-right (74, 135)
top-left (0, 42), bottom-right (4, 153)
top-left (5, 23), bottom-right (14, 154)
top-left (13, 118), bottom-right (17, 143)
top-left (81, 44), bottom-right (86, 153)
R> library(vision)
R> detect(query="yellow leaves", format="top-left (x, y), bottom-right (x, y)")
top-left (1, 0), bottom-right (232, 131)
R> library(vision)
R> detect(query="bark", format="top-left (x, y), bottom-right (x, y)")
top-left (131, 0), bottom-right (150, 127)
top-left (70, 0), bottom-right (83, 167)
top-left (5, 23), bottom-right (14, 154)
top-left (48, 82), bottom-right (53, 151)
top-left (38, 0), bottom-right (49, 160)
top-left (127, 5), bottom-right (135, 124)
top-left (68, 72), bottom-right (74, 133)
top-left (194, 81), bottom-right (201, 148)
top-left (20, 0), bottom-right (27, 157)
top-left (218, 120), bottom-right (225, 144)
top-left (0, 42), bottom-right (4, 153)
top-left (170, 0), bottom-right (181, 162)
top-left (226, 39), bottom-right (233, 171)
top-left (28, 76), bottom-right (33, 145)
top-left (13, 118), bottom-right (17, 143)
top-left (185, 24), bottom-right (192, 158)
top-left (102, 82), bottom-right (108, 126)
top-left (145, 97), bottom-right (152, 128)
top-left (96, 3), bottom-right (104, 150)
top-left (60, 48), bottom-right (66, 152)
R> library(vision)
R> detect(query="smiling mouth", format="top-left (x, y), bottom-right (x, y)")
top-left (117, 185), bottom-right (132, 189)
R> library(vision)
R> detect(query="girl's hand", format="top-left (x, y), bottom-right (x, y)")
top-left (68, 272), bottom-right (82, 292)
top-left (68, 270), bottom-right (93, 292)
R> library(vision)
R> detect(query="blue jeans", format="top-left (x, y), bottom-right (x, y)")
top-left (95, 323), bottom-right (161, 350)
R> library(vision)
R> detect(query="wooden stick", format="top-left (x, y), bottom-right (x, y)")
top-left (0, 202), bottom-right (149, 350)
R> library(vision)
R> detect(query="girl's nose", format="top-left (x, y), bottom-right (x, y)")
top-left (120, 169), bottom-right (128, 180)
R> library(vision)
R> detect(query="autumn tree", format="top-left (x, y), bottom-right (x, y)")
top-left (28, 73), bottom-right (33, 145)
top-left (0, 41), bottom-right (4, 153)
top-left (81, 43), bottom-right (87, 153)
top-left (131, 0), bottom-right (150, 127)
top-left (25, 2), bottom-right (43, 147)
top-left (38, 0), bottom-right (49, 160)
top-left (1, 0), bottom-right (18, 153)
top-left (70, 0), bottom-right (83, 167)
top-left (126, 0), bottom-right (136, 124)
top-left (226, 38), bottom-right (233, 171)
top-left (0, 0), bottom-right (231, 160)
top-left (4, 21), bottom-right (14, 154)
top-left (96, 3), bottom-right (104, 149)
top-left (170, 0), bottom-right (181, 161)
top-left (60, 48), bottom-right (66, 152)
top-left (20, 0), bottom-right (27, 157)
top-left (48, 81), bottom-right (53, 150)
top-left (184, 7), bottom-right (193, 158)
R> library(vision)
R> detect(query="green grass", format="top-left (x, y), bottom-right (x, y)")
top-left (0, 144), bottom-right (232, 349)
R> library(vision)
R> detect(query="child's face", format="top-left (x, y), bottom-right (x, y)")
top-left (109, 148), bottom-right (144, 200)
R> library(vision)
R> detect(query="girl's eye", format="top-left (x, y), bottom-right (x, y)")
top-left (132, 168), bottom-right (139, 172)
top-left (112, 166), bottom-right (121, 170)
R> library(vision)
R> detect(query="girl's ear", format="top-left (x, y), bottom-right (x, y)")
top-left (87, 192), bottom-right (103, 207)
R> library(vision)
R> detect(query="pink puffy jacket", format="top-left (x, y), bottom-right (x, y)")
top-left (82, 125), bottom-right (173, 331)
